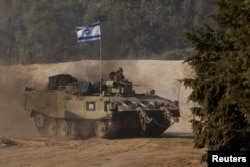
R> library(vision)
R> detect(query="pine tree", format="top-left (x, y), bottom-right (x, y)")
top-left (182, 0), bottom-right (250, 154)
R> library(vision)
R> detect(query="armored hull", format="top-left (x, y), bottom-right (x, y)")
top-left (22, 74), bottom-right (180, 139)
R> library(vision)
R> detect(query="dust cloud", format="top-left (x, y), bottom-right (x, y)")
top-left (0, 65), bottom-right (37, 136)
top-left (0, 60), bottom-right (194, 136)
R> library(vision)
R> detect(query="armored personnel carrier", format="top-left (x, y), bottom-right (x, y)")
top-left (21, 72), bottom-right (180, 139)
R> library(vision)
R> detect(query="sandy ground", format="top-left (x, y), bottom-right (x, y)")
top-left (0, 135), bottom-right (206, 167)
top-left (0, 60), bottom-right (207, 167)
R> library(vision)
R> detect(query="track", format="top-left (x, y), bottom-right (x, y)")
top-left (33, 113), bottom-right (96, 139)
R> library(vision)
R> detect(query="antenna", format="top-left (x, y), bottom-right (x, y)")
top-left (85, 60), bottom-right (90, 81)
top-left (177, 80), bottom-right (181, 103)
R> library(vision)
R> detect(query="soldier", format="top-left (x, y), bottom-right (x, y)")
top-left (114, 67), bottom-right (125, 82)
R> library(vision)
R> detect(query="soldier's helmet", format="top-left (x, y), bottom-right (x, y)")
top-left (118, 67), bottom-right (123, 73)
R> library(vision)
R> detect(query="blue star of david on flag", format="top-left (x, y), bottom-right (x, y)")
top-left (76, 22), bottom-right (101, 42)
top-left (84, 29), bottom-right (90, 35)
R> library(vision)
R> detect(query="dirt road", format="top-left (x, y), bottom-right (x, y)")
top-left (0, 134), bottom-right (206, 167)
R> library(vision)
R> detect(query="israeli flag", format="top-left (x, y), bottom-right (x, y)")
top-left (76, 22), bottom-right (101, 42)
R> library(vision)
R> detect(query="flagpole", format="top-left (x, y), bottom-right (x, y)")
top-left (99, 24), bottom-right (102, 95)
top-left (76, 22), bottom-right (101, 93)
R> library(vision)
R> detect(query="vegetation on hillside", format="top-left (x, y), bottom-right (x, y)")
top-left (0, 0), bottom-right (215, 64)
top-left (183, 0), bottom-right (250, 157)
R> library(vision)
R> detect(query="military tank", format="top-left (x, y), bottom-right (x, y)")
top-left (21, 72), bottom-right (180, 139)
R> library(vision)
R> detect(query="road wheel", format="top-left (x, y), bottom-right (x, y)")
top-left (95, 120), bottom-right (107, 138)
top-left (79, 121), bottom-right (91, 138)
top-left (68, 121), bottom-right (79, 138)
top-left (34, 113), bottom-right (44, 128)
top-left (57, 120), bottom-right (68, 137)
top-left (46, 119), bottom-right (57, 137)
top-left (95, 119), bottom-right (115, 138)
top-left (34, 113), bottom-right (46, 136)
